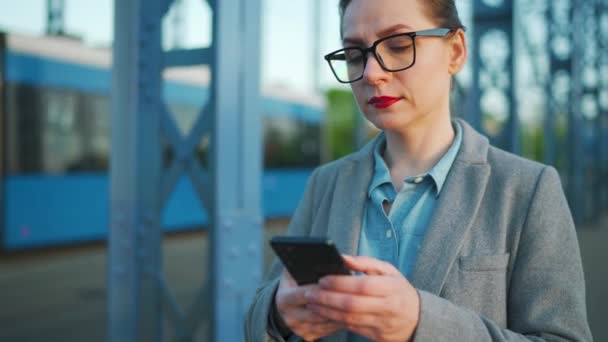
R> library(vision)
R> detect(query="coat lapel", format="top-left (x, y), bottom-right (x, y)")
top-left (410, 119), bottom-right (491, 295)
top-left (326, 135), bottom-right (378, 256)
top-left (321, 137), bottom-right (378, 342)
top-left (319, 121), bottom-right (489, 342)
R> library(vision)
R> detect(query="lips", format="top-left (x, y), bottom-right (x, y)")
top-left (368, 96), bottom-right (401, 109)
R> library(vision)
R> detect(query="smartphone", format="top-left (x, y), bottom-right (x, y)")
top-left (269, 236), bottom-right (351, 285)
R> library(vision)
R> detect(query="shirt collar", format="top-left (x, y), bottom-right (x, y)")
top-left (368, 137), bottom-right (393, 198)
top-left (368, 121), bottom-right (463, 197)
top-left (427, 121), bottom-right (462, 195)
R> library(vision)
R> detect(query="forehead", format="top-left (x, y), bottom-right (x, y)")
top-left (342, 0), bottom-right (433, 40)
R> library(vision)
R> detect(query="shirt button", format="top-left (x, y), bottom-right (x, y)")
top-left (386, 230), bottom-right (393, 238)
top-left (414, 177), bottom-right (424, 184)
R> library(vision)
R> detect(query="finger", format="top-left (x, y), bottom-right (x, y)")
top-left (278, 284), bottom-right (318, 306)
top-left (297, 321), bottom-right (345, 342)
top-left (284, 307), bottom-right (329, 325)
top-left (305, 289), bottom-right (386, 314)
top-left (308, 321), bottom-right (345, 334)
top-left (281, 269), bottom-right (298, 287)
top-left (307, 303), bottom-right (382, 329)
top-left (344, 325), bottom-right (377, 341)
top-left (278, 287), bottom-right (307, 306)
top-left (341, 255), bottom-right (400, 276)
top-left (318, 274), bottom-right (396, 296)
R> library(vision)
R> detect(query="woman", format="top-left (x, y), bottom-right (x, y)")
top-left (245, 0), bottom-right (592, 341)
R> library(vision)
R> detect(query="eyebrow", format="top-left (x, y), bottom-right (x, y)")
top-left (343, 23), bottom-right (414, 45)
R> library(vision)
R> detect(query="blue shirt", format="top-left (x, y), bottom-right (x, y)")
top-left (357, 122), bottom-right (462, 277)
top-left (349, 123), bottom-right (462, 342)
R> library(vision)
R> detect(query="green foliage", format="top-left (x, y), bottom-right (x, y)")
top-left (325, 88), bottom-right (357, 160)
top-left (521, 124), bottom-right (544, 162)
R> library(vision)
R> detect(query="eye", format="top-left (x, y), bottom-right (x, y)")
top-left (346, 55), bottom-right (363, 64)
top-left (344, 49), bottom-right (364, 63)
top-left (388, 45), bottom-right (411, 53)
top-left (382, 35), bottom-right (414, 53)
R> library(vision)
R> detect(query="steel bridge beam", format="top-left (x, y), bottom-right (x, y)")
top-left (110, 0), bottom-right (263, 341)
top-left (469, 0), bottom-right (518, 154)
top-left (599, 0), bottom-right (608, 212)
top-left (109, 0), bottom-right (164, 341)
top-left (568, 0), bottom-right (602, 223)
top-left (208, 0), bottom-right (263, 340)
top-left (46, 0), bottom-right (65, 35)
top-left (546, 0), bottom-right (576, 211)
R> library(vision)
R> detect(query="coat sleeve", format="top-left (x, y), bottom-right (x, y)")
top-left (244, 168), bottom-right (321, 342)
top-left (413, 166), bottom-right (593, 342)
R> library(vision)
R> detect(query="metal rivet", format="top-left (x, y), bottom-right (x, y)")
top-left (180, 156), bottom-right (190, 167)
top-left (113, 267), bottom-right (126, 276)
top-left (115, 212), bottom-right (125, 223)
top-left (139, 225), bottom-right (148, 240)
top-left (144, 211), bottom-right (156, 223)
top-left (224, 219), bottom-right (233, 229)
top-left (229, 248), bottom-right (239, 259)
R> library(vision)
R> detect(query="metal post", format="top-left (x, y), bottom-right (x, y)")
top-left (0, 33), bottom-right (6, 249)
top-left (314, 0), bottom-right (332, 163)
top-left (109, 0), bottom-right (263, 340)
top-left (586, 0), bottom-right (602, 220)
top-left (569, 0), bottom-right (590, 223)
top-left (545, 0), bottom-right (573, 170)
top-left (470, 0), bottom-right (517, 153)
top-left (46, 0), bottom-right (65, 36)
top-left (312, 0), bottom-right (321, 92)
top-left (599, 0), bottom-right (608, 212)
top-left (109, 0), bottom-right (164, 341)
top-left (170, 0), bottom-right (185, 49)
top-left (209, 0), bottom-right (263, 341)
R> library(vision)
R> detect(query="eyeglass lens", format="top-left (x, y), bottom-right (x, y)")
top-left (329, 34), bottom-right (415, 82)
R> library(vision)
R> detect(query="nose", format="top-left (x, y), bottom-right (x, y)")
top-left (362, 53), bottom-right (389, 85)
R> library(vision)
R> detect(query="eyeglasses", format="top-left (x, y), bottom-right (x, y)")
top-left (324, 28), bottom-right (455, 83)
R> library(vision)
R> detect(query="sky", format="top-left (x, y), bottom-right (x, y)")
top-left (0, 0), bottom-right (474, 93)
top-left (0, 0), bottom-right (345, 92)
top-left (1, 0), bottom-right (593, 126)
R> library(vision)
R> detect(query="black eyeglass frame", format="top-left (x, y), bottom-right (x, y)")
top-left (324, 28), bottom-right (456, 84)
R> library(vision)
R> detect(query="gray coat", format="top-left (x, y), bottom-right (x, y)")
top-left (245, 119), bottom-right (593, 342)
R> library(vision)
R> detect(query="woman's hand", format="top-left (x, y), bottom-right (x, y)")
top-left (305, 255), bottom-right (420, 342)
top-left (274, 270), bottom-right (345, 341)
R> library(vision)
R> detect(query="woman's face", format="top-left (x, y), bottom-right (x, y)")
top-left (342, 0), bottom-right (464, 133)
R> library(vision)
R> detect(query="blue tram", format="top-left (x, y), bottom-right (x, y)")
top-left (0, 32), bottom-right (324, 251)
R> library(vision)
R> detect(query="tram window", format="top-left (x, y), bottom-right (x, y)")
top-left (64, 93), bottom-right (110, 172)
top-left (5, 83), bottom-right (45, 174)
top-left (5, 83), bottom-right (110, 174)
top-left (5, 82), bottom-right (320, 173)
top-left (264, 115), bottom-right (320, 168)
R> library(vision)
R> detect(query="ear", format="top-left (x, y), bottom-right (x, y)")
top-left (447, 29), bottom-right (467, 76)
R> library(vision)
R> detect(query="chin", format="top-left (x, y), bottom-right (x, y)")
top-left (364, 111), bottom-right (415, 132)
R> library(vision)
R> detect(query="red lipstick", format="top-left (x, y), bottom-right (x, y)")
top-left (368, 96), bottom-right (401, 109)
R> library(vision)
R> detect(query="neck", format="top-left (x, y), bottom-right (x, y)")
top-left (383, 113), bottom-right (455, 182)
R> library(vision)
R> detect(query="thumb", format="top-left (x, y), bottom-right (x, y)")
top-left (280, 269), bottom-right (298, 288)
top-left (341, 254), bottom-right (400, 276)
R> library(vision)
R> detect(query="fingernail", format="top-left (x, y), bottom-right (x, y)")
top-left (319, 277), bottom-right (328, 287)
